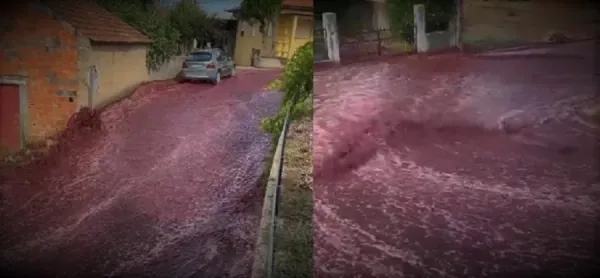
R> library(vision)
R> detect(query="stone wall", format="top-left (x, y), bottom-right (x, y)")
top-left (425, 30), bottom-right (455, 52)
top-left (423, 17), bottom-right (459, 52)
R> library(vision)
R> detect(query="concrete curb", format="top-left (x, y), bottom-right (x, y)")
top-left (251, 126), bottom-right (287, 278)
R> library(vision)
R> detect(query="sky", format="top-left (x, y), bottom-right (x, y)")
top-left (199, 0), bottom-right (242, 19)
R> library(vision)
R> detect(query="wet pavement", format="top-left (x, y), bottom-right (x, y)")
top-left (0, 70), bottom-right (281, 277)
top-left (313, 41), bottom-right (599, 277)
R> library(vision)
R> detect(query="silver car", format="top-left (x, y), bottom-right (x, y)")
top-left (179, 48), bottom-right (236, 85)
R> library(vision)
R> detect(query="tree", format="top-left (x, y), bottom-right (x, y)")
top-left (169, 0), bottom-right (211, 49)
top-left (238, 0), bottom-right (282, 31)
top-left (96, 0), bottom-right (181, 69)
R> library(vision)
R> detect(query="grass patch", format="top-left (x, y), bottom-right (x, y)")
top-left (273, 116), bottom-right (313, 278)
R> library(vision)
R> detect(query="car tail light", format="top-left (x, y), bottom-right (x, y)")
top-left (206, 63), bottom-right (216, 69)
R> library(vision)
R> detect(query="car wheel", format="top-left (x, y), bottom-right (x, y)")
top-left (212, 71), bottom-right (221, 85)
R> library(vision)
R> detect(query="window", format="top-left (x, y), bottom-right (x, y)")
top-left (187, 52), bottom-right (212, 62)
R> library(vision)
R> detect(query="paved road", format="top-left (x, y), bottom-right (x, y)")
top-left (313, 41), bottom-right (599, 277)
top-left (0, 70), bottom-right (281, 277)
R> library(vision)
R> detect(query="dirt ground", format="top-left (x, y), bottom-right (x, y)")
top-left (1, 69), bottom-right (281, 277)
top-left (313, 40), bottom-right (599, 277)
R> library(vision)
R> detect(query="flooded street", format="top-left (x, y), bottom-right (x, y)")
top-left (313, 41), bottom-right (599, 277)
top-left (1, 70), bottom-right (281, 277)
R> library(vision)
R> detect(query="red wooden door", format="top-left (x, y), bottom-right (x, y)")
top-left (0, 84), bottom-right (21, 152)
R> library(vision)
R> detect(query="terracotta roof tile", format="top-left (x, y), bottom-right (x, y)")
top-left (42, 0), bottom-right (151, 44)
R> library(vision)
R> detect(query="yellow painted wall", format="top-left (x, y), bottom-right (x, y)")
top-left (275, 15), bottom-right (313, 59)
top-left (275, 15), bottom-right (294, 58)
top-left (289, 16), bottom-right (313, 58)
top-left (233, 20), bottom-right (264, 66)
top-left (233, 13), bottom-right (314, 63)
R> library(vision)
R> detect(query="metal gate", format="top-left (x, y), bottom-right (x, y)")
top-left (339, 27), bottom-right (415, 63)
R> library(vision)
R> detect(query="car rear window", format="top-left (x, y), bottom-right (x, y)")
top-left (187, 52), bottom-right (212, 62)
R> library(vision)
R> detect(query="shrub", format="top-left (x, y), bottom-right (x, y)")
top-left (169, 0), bottom-right (217, 48)
top-left (261, 42), bottom-right (314, 139)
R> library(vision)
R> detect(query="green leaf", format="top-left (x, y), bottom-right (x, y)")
top-left (261, 42), bottom-right (314, 139)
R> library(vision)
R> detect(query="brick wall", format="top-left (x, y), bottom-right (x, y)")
top-left (463, 0), bottom-right (599, 47)
top-left (0, 2), bottom-right (79, 143)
